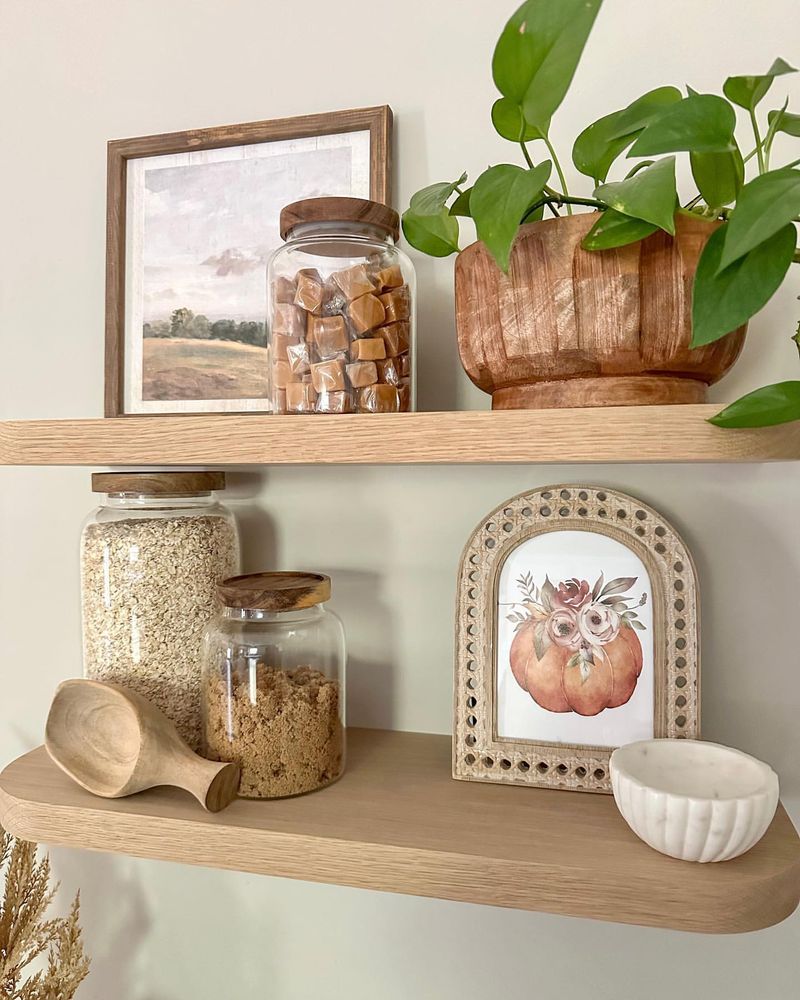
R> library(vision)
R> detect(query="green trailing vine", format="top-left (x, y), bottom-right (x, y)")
top-left (402, 0), bottom-right (800, 428)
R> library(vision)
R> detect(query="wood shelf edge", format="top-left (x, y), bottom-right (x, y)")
top-left (1, 736), bottom-right (798, 934)
top-left (2, 407), bottom-right (800, 465)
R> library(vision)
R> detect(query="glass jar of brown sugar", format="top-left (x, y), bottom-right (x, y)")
top-left (201, 572), bottom-right (346, 799)
top-left (267, 197), bottom-right (416, 414)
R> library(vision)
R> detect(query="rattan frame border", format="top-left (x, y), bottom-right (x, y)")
top-left (453, 485), bottom-right (700, 793)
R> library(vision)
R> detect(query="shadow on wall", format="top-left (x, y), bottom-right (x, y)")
top-left (321, 568), bottom-right (395, 730)
top-left (49, 848), bottom-right (156, 1000)
top-left (682, 480), bottom-right (800, 799)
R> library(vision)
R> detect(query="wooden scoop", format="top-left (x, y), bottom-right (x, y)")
top-left (45, 679), bottom-right (239, 812)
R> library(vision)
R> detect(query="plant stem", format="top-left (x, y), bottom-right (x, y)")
top-left (541, 134), bottom-right (572, 214)
top-left (532, 193), bottom-right (605, 211)
top-left (750, 109), bottom-right (766, 174)
top-left (762, 100), bottom-right (788, 172)
top-left (519, 141), bottom-right (535, 170)
top-left (683, 194), bottom-right (703, 210)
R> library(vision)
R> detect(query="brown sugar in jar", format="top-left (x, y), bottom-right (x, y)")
top-left (201, 572), bottom-right (346, 799)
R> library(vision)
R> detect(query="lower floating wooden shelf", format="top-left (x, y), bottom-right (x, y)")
top-left (1, 729), bottom-right (797, 933)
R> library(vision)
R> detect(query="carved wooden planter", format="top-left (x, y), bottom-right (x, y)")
top-left (454, 213), bottom-right (746, 409)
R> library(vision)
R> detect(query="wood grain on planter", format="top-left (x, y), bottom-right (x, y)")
top-left (455, 213), bottom-right (746, 409)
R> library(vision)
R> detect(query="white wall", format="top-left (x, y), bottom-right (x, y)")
top-left (1, 1), bottom-right (799, 997)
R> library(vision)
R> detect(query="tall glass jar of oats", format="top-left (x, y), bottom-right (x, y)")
top-left (80, 472), bottom-right (240, 750)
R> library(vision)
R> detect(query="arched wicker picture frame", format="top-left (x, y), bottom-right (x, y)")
top-left (453, 485), bottom-right (700, 793)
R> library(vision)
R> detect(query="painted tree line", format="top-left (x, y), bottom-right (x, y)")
top-left (143, 307), bottom-right (266, 347)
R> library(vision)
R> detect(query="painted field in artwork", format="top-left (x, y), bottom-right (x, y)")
top-left (142, 337), bottom-right (268, 401)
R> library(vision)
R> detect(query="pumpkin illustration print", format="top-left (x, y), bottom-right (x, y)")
top-left (507, 571), bottom-right (646, 717)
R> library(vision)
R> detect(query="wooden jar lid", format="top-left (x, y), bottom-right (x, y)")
top-left (280, 197), bottom-right (400, 242)
top-left (91, 471), bottom-right (226, 495)
top-left (218, 572), bottom-right (331, 611)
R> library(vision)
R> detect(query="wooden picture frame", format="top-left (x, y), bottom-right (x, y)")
top-left (454, 485), bottom-right (700, 793)
top-left (105, 105), bottom-right (393, 417)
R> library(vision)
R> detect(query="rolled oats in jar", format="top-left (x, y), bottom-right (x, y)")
top-left (80, 471), bottom-right (240, 749)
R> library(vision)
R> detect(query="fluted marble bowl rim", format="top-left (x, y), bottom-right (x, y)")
top-left (610, 738), bottom-right (778, 804)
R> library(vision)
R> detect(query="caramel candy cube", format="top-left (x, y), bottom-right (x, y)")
top-left (309, 315), bottom-right (348, 357)
top-left (322, 278), bottom-right (348, 316)
top-left (271, 360), bottom-right (294, 390)
top-left (316, 390), bottom-right (353, 414)
top-left (375, 357), bottom-right (401, 387)
top-left (358, 383), bottom-right (400, 413)
top-left (349, 293), bottom-right (385, 334)
top-left (286, 381), bottom-right (318, 413)
top-left (378, 321), bottom-right (410, 358)
top-left (378, 286), bottom-right (410, 323)
top-left (271, 333), bottom-right (299, 364)
top-left (273, 275), bottom-right (296, 304)
top-left (350, 337), bottom-right (386, 361)
top-left (398, 352), bottom-right (411, 377)
top-left (272, 303), bottom-right (305, 337)
top-left (333, 263), bottom-right (375, 301)
top-left (346, 361), bottom-right (378, 388)
top-left (286, 340), bottom-right (311, 375)
top-left (311, 359), bottom-right (346, 393)
top-left (373, 265), bottom-right (404, 292)
top-left (398, 378), bottom-right (411, 411)
top-left (273, 388), bottom-right (288, 413)
top-left (294, 270), bottom-right (324, 314)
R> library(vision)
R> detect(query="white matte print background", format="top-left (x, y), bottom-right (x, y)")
top-left (496, 530), bottom-right (655, 748)
top-left (124, 130), bottom-right (371, 413)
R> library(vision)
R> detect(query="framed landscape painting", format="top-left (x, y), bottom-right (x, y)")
top-left (105, 105), bottom-right (392, 416)
top-left (453, 485), bottom-right (700, 793)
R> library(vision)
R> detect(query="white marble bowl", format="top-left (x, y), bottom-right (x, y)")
top-left (610, 739), bottom-right (779, 863)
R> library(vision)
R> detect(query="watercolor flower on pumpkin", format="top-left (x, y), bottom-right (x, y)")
top-left (506, 571), bottom-right (646, 683)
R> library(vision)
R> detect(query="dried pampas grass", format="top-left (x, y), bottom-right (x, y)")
top-left (0, 824), bottom-right (90, 999)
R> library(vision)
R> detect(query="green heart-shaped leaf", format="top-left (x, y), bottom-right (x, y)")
top-left (572, 87), bottom-right (681, 183)
top-left (710, 382), bottom-right (800, 427)
top-left (491, 98), bottom-right (543, 143)
top-left (691, 223), bottom-right (796, 346)
top-left (595, 156), bottom-right (678, 234)
top-left (768, 108), bottom-right (800, 137)
top-left (493, 0), bottom-right (602, 134)
top-left (471, 161), bottom-right (552, 272)
top-left (690, 144), bottom-right (744, 209)
top-left (401, 208), bottom-right (461, 257)
top-left (581, 208), bottom-right (658, 250)
top-left (628, 94), bottom-right (736, 156)
top-left (449, 186), bottom-right (473, 218)
top-left (723, 57), bottom-right (796, 111)
top-left (718, 167), bottom-right (800, 270)
top-left (605, 87), bottom-right (683, 139)
top-left (409, 173), bottom-right (468, 215)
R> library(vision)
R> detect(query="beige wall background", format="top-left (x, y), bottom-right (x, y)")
top-left (1, 0), bottom-right (799, 996)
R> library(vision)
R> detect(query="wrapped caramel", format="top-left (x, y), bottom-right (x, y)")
top-left (269, 196), bottom-right (415, 414)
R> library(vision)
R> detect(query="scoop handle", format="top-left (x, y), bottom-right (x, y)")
top-left (170, 752), bottom-right (240, 812)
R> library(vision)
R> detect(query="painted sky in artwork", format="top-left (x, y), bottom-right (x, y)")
top-left (142, 145), bottom-right (354, 323)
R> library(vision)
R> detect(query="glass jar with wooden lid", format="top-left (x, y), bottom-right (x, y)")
top-left (268, 196), bottom-right (416, 414)
top-left (201, 572), bottom-right (346, 799)
top-left (80, 471), bottom-right (240, 750)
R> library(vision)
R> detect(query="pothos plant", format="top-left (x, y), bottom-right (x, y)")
top-left (401, 0), bottom-right (800, 427)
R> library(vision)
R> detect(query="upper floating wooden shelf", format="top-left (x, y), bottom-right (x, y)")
top-left (1, 407), bottom-right (799, 466)
top-left (1, 729), bottom-right (798, 932)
